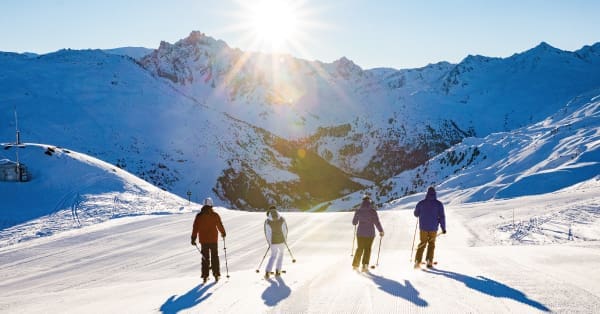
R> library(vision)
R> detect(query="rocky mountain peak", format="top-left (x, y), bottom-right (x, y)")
top-left (332, 56), bottom-right (363, 78)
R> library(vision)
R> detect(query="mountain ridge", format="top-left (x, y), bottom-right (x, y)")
top-left (2, 30), bottom-right (599, 211)
top-left (139, 31), bottom-right (600, 182)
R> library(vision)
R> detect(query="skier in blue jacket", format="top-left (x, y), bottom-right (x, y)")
top-left (414, 186), bottom-right (446, 269)
top-left (352, 195), bottom-right (384, 272)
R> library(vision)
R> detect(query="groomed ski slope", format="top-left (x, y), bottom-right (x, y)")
top-left (0, 182), bottom-right (599, 313)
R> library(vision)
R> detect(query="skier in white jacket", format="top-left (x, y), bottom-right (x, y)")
top-left (264, 205), bottom-right (288, 279)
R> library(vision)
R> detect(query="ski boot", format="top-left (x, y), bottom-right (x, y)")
top-left (264, 271), bottom-right (270, 280)
top-left (362, 264), bottom-right (369, 273)
top-left (413, 262), bottom-right (421, 269)
top-left (202, 277), bottom-right (208, 284)
top-left (426, 260), bottom-right (434, 268)
top-left (275, 270), bottom-right (281, 277)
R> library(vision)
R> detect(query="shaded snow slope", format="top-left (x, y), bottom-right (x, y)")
top-left (0, 183), bottom-right (599, 313)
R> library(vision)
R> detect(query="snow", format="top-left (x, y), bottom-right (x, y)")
top-left (139, 33), bottom-right (600, 179)
top-left (0, 49), bottom-right (333, 209)
top-left (1, 32), bottom-right (600, 313)
top-left (0, 101), bottom-right (598, 312)
top-left (0, 144), bottom-right (192, 247)
top-left (1, 161), bottom-right (599, 312)
top-left (3, 34), bottom-right (600, 210)
top-left (328, 90), bottom-right (600, 207)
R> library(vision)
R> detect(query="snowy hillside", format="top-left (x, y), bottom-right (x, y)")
top-left (0, 49), bottom-right (361, 210)
top-left (140, 32), bottom-right (600, 180)
top-left (323, 91), bottom-right (600, 210)
top-left (0, 143), bottom-right (189, 247)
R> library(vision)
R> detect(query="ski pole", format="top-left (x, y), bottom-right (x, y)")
top-left (372, 235), bottom-right (382, 269)
top-left (222, 237), bottom-right (230, 278)
top-left (255, 246), bottom-right (270, 273)
top-left (351, 225), bottom-right (357, 256)
top-left (284, 241), bottom-right (297, 263)
top-left (410, 220), bottom-right (418, 262)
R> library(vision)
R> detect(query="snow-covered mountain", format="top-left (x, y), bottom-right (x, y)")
top-left (2, 32), bottom-right (600, 313)
top-left (0, 49), bottom-right (360, 211)
top-left (322, 90), bottom-right (600, 210)
top-left (140, 32), bottom-right (600, 180)
top-left (2, 31), bottom-right (600, 213)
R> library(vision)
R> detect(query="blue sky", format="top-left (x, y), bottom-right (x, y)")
top-left (1, 0), bottom-right (598, 69)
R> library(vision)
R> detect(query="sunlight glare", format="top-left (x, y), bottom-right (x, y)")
top-left (249, 0), bottom-right (298, 51)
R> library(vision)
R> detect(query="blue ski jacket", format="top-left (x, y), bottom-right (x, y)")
top-left (414, 188), bottom-right (446, 232)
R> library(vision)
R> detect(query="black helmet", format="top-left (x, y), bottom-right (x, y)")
top-left (266, 205), bottom-right (276, 217)
top-left (266, 206), bottom-right (279, 219)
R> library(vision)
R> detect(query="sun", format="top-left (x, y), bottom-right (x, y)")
top-left (223, 0), bottom-right (328, 57)
top-left (248, 0), bottom-right (299, 51)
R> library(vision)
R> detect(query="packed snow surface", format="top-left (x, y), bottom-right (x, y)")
top-left (1, 177), bottom-right (599, 313)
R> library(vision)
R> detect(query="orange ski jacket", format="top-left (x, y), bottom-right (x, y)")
top-left (191, 206), bottom-right (226, 244)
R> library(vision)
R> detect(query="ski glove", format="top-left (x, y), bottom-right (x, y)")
top-left (191, 236), bottom-right (196, 246)
top-left (380, 232), bottom-right (384, 237)
top-left (442, 230), bottom-right (447, 234)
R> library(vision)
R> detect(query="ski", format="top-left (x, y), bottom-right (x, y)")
top-left (420, 261), bottom-right (438, 269)
top-left (262, 270), bottom-right (286, 280)
top-left (353, 267), bottom-right (372, 273)
top-left (200, 275), bottom-right (222, 285)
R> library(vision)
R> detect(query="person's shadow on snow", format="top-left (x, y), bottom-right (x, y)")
top-left (262, 276), bottom-right (291, 306)
top-left (425, 268), bottom-right (550, 312)
top-left (159, 282), bottom-right (216, 314)
top-left (366, 273), bottom-right (428, 307)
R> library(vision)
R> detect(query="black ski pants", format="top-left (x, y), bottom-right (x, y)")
top-left (352, 236), bottom-right (374, 267)
top-left (200, 242), bottom-right (220, 278)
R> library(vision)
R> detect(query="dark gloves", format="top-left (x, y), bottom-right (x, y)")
top-left (442, 229), bottom-right (447, 234)
top-left (191, 236), bottom-right (196, 246)
top-left (222, 233), bottom-right (226, 238)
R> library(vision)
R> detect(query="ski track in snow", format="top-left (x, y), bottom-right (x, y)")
top-left (1, 189), bottom-right (600, 313)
